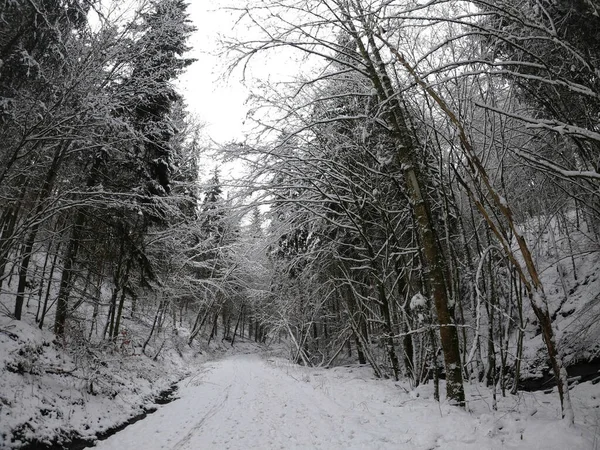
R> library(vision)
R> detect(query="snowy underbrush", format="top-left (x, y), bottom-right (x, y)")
top-left (518, 218), bottom-right (600, 381)
top-left (0, 313), bottom-right (205, 449)
top-left (266, 358), bottom-right (598, 449)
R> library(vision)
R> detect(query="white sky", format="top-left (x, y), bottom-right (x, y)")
top-left (178, 1), bottom-right (311, 147)
top-left (176, 1), bottom-right (316, 186)
top-left (177, 3), bottom-right (250, 145)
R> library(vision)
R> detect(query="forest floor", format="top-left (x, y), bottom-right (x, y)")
top-left (94, 353), bottom-right (597, 450)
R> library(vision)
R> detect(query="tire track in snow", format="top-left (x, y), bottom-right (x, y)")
top-left (171, 382), bottom-right (233, 450)
top-left (96, 354), bottom-right (406, 449)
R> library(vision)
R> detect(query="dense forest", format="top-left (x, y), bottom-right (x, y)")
top-left (1, 0), bottom-right (599, 447)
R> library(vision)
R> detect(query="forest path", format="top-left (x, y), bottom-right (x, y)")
top-left (93, 353), bottom-right (589, 450)
top-left (93, 353), bottom-right (401, 450)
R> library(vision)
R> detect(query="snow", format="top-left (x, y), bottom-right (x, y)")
top-left (0, 313), bottom-right (196, 449)
top-left (531, 290), bottom-right (549, 314)
top-left (520, 214), bottom-right (600, 369)
top-left (94, 354), bottom-right (593, 450)
top-left (409, 292), bottom-right (427, 310)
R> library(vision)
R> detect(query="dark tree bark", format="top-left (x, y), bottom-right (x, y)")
top-left (343, 13), bottom-right (465, 405)
top-left (231, 304), bottom-right (245, 346)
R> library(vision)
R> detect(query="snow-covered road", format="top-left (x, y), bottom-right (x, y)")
top-left (94, 354), bottom-right (591, 450)
top-left (95, 354), bottom-right (398, 449)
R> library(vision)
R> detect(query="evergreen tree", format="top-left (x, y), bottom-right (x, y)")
top-left (53, 0), bottom-right (197, 337)
top-left (125, 0), bottom-right (196, 197)
top-left (201, 168), bottom-right (225, 239)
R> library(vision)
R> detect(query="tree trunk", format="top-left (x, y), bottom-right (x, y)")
top-left (207, 308), bottom-right (220, 345)
top-left (344, 17), bottom-right (465, 405)
top-left (54, 218), bottom-right (84, 338)
top-left (38, 242), bottom-right (61, 330)
top-left (54, 155), bottom-right (103, 338)
top-left (376, 284), bottom-right (400, 381)
top-left (188, 295), bottom-right (214, 345)
top-left (113, 259), bottom-right (132, 340)
top-left (143, 301), bottom-right (163, 356)
top-left (104, 287), bottom-right (119, 341)
top-left (0, 178), bottom-right (29, 292)
top-left (15, 147), bottom-right (65, 319)
top-left (231, 304), bottom-right (245, 346)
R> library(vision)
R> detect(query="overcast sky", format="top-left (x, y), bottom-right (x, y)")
top-left (176, 2), bottom-right (250, 145)
top-left (178, 1), bottom-right (309, 147)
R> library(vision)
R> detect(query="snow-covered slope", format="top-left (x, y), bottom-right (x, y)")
top-left (519, 216), bottom-right (600, 378)
top-left (0, 314), bottom-right (199, 449)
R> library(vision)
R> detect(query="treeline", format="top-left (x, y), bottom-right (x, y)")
top-left (224, 0), bottom-right (600, 421)
top-left (0, 0), bottom-right (263, 355)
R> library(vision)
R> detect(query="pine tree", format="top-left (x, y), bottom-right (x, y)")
top-left (53, 0), bottom-right (197, 337)
top-left (201, 168), bottom-right (224, 239)
top-left (0, 0), bottom-right (92, 320)
top-left (126, 0), bottom-right (196, 197)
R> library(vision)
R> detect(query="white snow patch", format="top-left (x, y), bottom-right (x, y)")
top-left (410, 292), bottom-right (427, 310)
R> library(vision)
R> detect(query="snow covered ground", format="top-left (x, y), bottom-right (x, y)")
top-left (0, 316), bottom-right (196, 449)
top-left (95, 354), bottom-right (595, 450)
